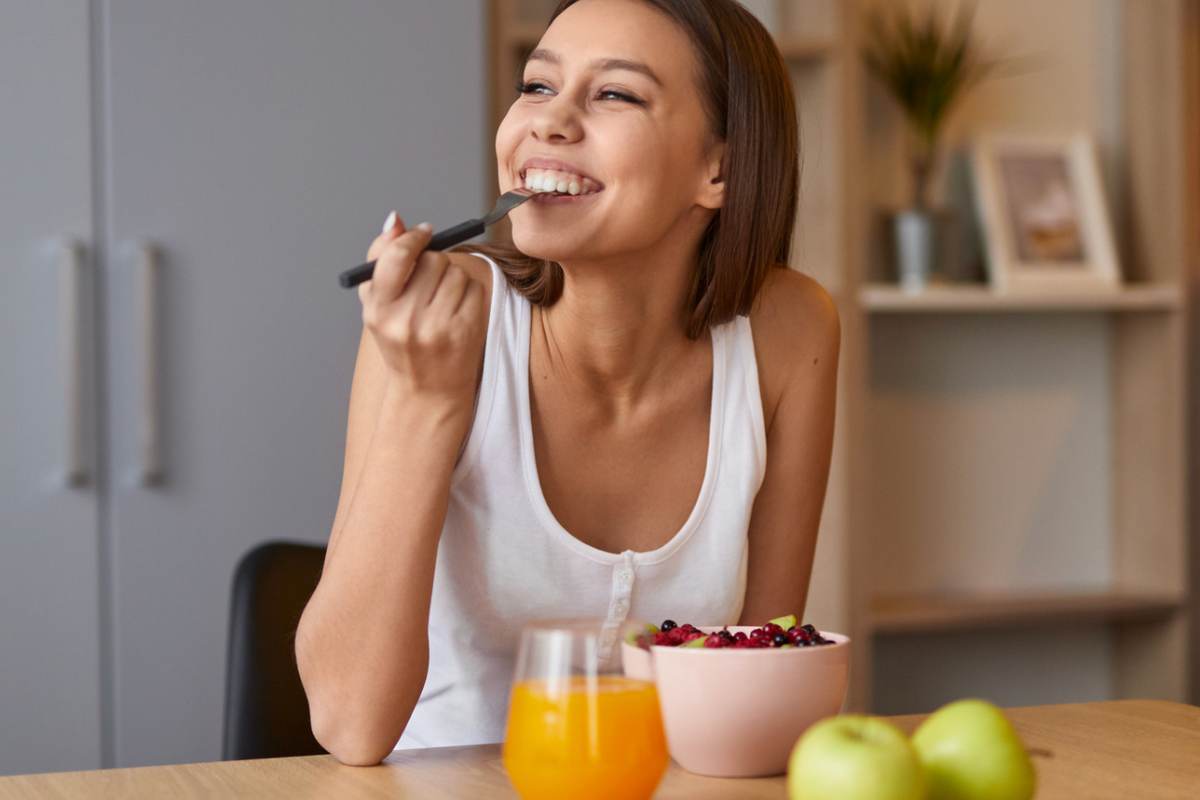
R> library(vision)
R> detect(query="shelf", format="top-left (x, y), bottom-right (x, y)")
top-left (870, 590), bottom-right (1184, 634)
top-left (859, 284), bottom-right (1183, 313)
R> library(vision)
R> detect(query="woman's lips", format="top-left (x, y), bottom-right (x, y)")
top-left (529, 190), bottom-right (602, 205)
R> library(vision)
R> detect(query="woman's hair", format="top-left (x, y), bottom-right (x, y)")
top-left (458, 0), bottom-right (799, 340)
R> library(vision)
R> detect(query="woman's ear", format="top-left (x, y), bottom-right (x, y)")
top-left (696, 141), bottom-right (726, 210)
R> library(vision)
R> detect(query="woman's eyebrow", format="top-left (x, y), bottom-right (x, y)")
top-left (525, 48), bottom-right (663, 88)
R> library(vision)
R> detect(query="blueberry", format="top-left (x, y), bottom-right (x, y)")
top-left (802, 624), bottom-right (818, 636)
top-left (661, 620), bottom-right (677, 632)
top-left (772, 633), bottom-right (790, 647)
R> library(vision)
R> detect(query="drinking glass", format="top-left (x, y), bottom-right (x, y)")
top-left (502, 619), bottom-right (668, 800)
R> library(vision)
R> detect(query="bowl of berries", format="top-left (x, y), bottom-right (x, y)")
top-left (621, 614), bottom-right (849, 778)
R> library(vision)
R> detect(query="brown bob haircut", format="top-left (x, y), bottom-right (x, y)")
top-left (457, 0), bottom-right (799, 340)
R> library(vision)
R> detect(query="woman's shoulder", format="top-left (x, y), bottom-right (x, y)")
top-left (448, 250), bottom-right (499, 331)
top-left (746, 265), bottom-right (841, 428)
top-left (448, 250), bottom-right (495, 298)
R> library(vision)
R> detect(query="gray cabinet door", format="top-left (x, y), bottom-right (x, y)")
top-left (0, 1), bottom-right (104, 777)
top-left (101, 1), bottom-right (486, 767)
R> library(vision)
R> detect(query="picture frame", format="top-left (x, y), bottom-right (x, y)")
top-left (971, 132), bottom-right (1121, 292)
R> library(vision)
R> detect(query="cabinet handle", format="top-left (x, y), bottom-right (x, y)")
top-left (132, 241), bottom-right (164, 486)
top-left (57, 238), bottom-right (88, 487)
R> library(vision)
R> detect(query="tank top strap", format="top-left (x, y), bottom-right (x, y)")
top-left (719, 315), bottom-right (768, 485)
top-left (451, 251), bottom-right (513, 484)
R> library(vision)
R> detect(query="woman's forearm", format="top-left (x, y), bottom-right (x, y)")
top-left (295, 381), bottom-right (472, 765)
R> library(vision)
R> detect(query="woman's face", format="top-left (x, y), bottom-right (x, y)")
top-left (496, 0), bottom-right (724, 264)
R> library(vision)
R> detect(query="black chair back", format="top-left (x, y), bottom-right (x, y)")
top-left (223, 540), bottom-right (327, 760)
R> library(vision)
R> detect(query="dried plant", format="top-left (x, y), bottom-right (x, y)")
top-left (862, 1), bottom-right (999, 209)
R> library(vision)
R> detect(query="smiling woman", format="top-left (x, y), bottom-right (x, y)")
top-left (464, 0), bottom-right (801, 338)
top-left (296, 0), bottom-right (839, 768)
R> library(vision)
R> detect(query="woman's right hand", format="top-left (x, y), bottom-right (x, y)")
top-left (358, 212), bottom-right (488, 406)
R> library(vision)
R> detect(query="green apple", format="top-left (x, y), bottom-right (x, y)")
top-left (911, 699), bottom-right (1036, 800)
top-left (681, 635), bottom-right (708, 648)
top-left (770, 613), bottom-right (799, 630)
top-left (788, 715), bottom-right (925, 800)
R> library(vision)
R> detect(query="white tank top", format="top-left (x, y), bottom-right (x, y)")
top-left (394, 252), bottom-right (768, 750)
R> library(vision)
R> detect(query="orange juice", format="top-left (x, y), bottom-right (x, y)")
top-left (503, 675), bottom-right (668, 800)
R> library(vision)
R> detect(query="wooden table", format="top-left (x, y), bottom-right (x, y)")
top-left (2, 700), bottom-right (1197, 799)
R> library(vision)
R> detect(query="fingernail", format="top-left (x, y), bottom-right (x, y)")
top-left (416, 222), bottom-right (433, 233)
top-left (381, 210), bottom-right (397, 234)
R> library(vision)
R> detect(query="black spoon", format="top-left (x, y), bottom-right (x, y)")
top-left (338, 187), bottom-right (539, 288)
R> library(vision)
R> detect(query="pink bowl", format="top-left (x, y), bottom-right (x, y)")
top-left (621, 626), bottom-right (850, 777)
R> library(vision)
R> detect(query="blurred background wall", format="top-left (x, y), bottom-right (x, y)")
top-left (1, 0), bottom-right (487, 775)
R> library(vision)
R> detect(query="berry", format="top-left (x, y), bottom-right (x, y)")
top-left (644, 615), bottom-right (832, 648)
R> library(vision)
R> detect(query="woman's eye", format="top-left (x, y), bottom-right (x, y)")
top-left (515, 80), bottom-right (551, 96)
top-left (599, 89), bottom-right (642, 104)
top-left (515, 81), bottom-right (643, 105)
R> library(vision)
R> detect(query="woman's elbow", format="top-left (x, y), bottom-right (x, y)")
top-left (311, 707), bottom-right (399, 766)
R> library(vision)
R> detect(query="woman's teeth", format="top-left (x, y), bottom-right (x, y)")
top-left (521, 168), bottom-right (601, 196)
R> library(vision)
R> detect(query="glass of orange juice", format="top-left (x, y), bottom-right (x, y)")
top-left (502, 619), bottom-right (668, 800)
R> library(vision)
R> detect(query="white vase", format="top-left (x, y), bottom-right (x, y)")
top-left (894, 209), bottom-right (935, 293)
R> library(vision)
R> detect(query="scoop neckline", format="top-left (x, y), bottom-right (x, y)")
top-left (517, 300), bottom-right (725, 566)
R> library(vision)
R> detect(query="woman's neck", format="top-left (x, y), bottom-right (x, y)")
top-left (532, 240), bottom-right (706, 418)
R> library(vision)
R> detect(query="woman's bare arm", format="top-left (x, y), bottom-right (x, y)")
top-left (738, 269), bottom-right (841, 625)
top-left (294, 221), bottom-right (489, 765)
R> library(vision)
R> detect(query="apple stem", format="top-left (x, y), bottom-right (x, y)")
top-left (1028, 747), bottom-right (1054, 759)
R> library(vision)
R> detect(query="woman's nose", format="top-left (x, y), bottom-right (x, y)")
top-left (530, 96), bottom-right (582, 142)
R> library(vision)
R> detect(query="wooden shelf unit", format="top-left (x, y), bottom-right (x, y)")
top-left (859, 283), bottom-right (1184, 313)
top-left (488, 0), bottom-right (1191, 714)
top-left (870, 590), bottom-right (1184, 634)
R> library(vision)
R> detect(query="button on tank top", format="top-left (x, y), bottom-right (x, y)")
top-left (394, 252), bottom-right (768, 750)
